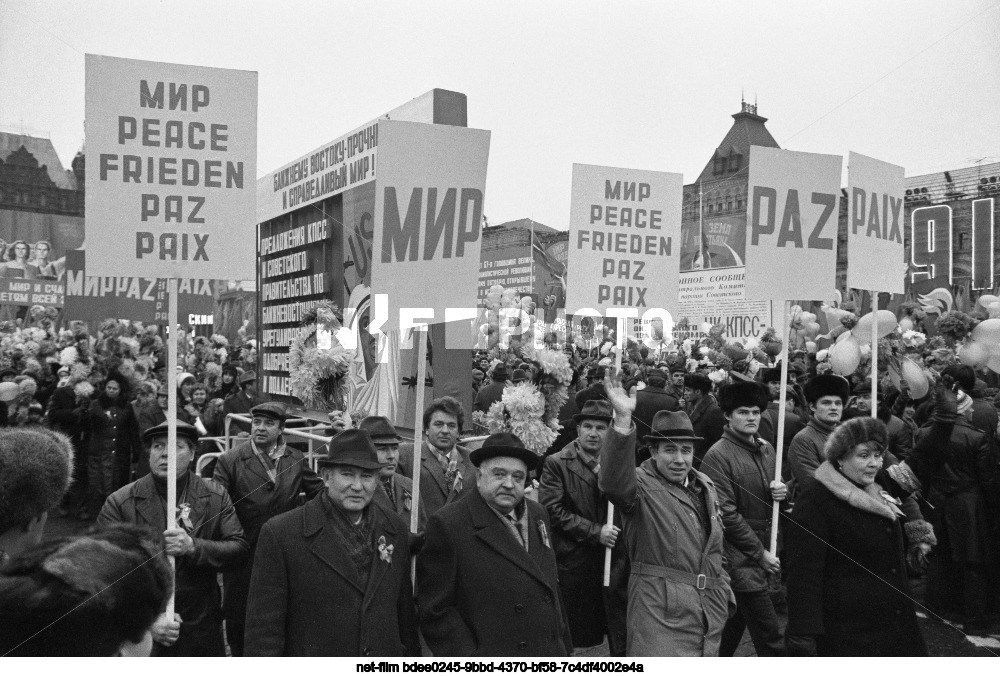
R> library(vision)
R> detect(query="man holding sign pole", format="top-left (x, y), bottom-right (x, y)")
top-left (700, 381), bottom-right (787, 656)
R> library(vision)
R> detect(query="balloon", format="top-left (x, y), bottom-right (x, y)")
top-left (898, 317), bottom-right (914, 332)
top-left (803, 321), bottom-right (821, 339)
top-left (805, 340), bottom-right (818, 354)
top-left (0, 382), bottom-right (18, 402)
top-left (799, 312), bottom-right (817, 324)
top-left (830, 336), bottom-right (862, 375)
top-left (972, 318), bottom-right (1000, 344)
top-left (977, 294), bottom-right (1000, 307)
top-left (988, 301), bottom-right (1000, 319)
top-left (852, 311), bottom-right (898, 344)
top-left (988, 354), bottom-right (1000, 374)
top-left (958, 341), bottom-right (989, 368)
top-left (888, 357), bottom-right (930, 399)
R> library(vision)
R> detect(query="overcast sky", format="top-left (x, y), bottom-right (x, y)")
top-left (2, 0), bottom-right (999, 230)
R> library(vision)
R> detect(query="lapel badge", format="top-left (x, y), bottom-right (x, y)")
top-left (178, 503), bottom-right (194, 531)
top-left (377, 535), bottom-right (394, 565)
top-left (403, 489), bottom-right (412, 511)
top-left (537, 520), bottom-right (551, 548)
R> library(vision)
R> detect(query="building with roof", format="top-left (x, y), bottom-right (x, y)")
top-left (0, 133), bottom-right (84, 216)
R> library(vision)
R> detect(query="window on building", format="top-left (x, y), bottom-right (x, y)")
top-left (708, 204), bottom-right (714, 214)
top-left (737, 199), bottom-right (744, 209)
top-left (726, 201), bottom-right (732, 211)
top-left (728, 155), bottom-right (742, 172)
top-left (713, 156), bottom-right (726, 175)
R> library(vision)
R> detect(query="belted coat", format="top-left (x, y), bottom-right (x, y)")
top-left (599, 425), bottom-right (734, 656)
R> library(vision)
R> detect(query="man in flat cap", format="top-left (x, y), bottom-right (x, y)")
top-left (418, 432), bottom-right (573, 657)
top-left (223, 371), bottom-right (263, 435)
top-left (599, 371), bottom-right (733, 656)
top-left (701, 381), bottom-right (787, 656)
top-left (539, 400), bottom-right (628, 655)
top-left (0, 428), bottom-right (74, 564)
top-left (212, 401), bottom-right (325, 656)
top-left (245, 430), bottom-right (419, 656)
top-left (98, 420), bottom-right (248, 656)
top-left (359, 415), bottom-right (426, 548)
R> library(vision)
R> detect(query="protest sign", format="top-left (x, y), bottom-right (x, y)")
top-left (745, 147), bottom-right (842, 301)
top-left (370, 120), bottom-right (491, 335)
top-left (85, 54), bottom-right (257, 279)
top-left (565, 164), bottom-right (682, 321)
top-left (847, 152), bottom-right (905, 294)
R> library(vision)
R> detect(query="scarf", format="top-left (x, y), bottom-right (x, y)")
top-left (814, 461), bottom-right (904, 521)
top-left (323, 492), bottom-right (376, 582)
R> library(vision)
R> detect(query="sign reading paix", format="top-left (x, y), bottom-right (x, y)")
top-left (85, 54), bottom-right (257, 279)
top-left (847, 151), bottom-right (905, 294)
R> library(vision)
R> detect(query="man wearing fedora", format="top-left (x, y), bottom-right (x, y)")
top-left (538, 399), bottom-right (628, 656)
top-left (474, 363), bottom-right (508, 413)
top-left (212, 401), bottom-right (326, 656)
top-left (223, 371), bottom-right (263, 435)
top-left (599, 372), bottom-right (733, 656)
top-left (98, 420), bottom-right (248, 656)
top-left (245, 429), bottom-right (419, 656)
top-left (417, 432), bottom-right (573, 657)
top-left (359, 415), bottom-right (426, 549)
top-left (700, 381), bottom-right (787, 657)
top-left (397, 397), bottom-right (476, 520)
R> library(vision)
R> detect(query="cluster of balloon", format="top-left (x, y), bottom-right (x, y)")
top-left (478, 284), bottom-right (538, 350)
top-left (0, 381), bottom-right (18, 403)
top-left (788, 306), bottom-right (821, 353)
top-left (964, 312), bottom-right (1000, 374)
top-left (828, 310), bottom-right (898, 376)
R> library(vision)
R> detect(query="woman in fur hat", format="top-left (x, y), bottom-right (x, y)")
top-left (784, 416), bottom-right (928, 656)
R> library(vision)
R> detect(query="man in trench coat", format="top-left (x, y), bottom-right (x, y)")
top-left (598, 372), bottom-right (735, 656)
top-left (417, 432), bottom-right (573, 657)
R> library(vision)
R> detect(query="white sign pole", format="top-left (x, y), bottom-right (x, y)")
top-left (410, 327), bottom-right (429, 584)
top-left (769, 300), bottom-right (790, 556)
top-left (604, 317), bottom-right (626, 586)
top-left (871, 292), bottom-right (879, 418)
top-left (165, 277), bottom-right (178, 616)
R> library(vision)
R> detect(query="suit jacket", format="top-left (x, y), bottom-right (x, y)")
top-left (416, 488), bottom-right (572, 657)
top-left (373, 473), bottom-right (427, 553)
top-left (212, 437), bottom-right (325, 622)
top-left (244, 494), bottom-right (420, 657)
top-left (97, 473), bottom-right (248, 656)
top-left (397, 440), bottom-right (477, 518)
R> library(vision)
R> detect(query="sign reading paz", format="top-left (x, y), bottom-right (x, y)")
top-left (371, 120), bottom-right (491, 334)
top-left (565, 164), bottom-right (682, 317)
top-left (85, 54), bottom-right (257, 279)
top-left (745, 146), bottom-right (842, 301)
top-left (847, 152), bottom-right (905, 294)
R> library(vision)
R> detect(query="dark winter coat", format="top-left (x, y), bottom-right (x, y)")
top-left (785, 462), bottom-right (927, 656)
top-left (416, 488), bottom-right (573, 657)
top-left (538, 441), bottom-right (628, 651)
top-left (97, 473), bottom-right (248, 656)
top-left (212, 437), bottom-right (326, 623)
top-left (245, 493), bottom-right (420, 657)
top-left (687, 394), bottom-right (726, 468)
top-left (222, 391), bottom-right (262, 434)
top-left (700, 427), bottom-right (776, 592)
top-left (397, 440), bottom-right (477, 519)
top-left (632, 385), bottom-right (680, 438)
top-left (86, 394), bottom-right (141, 487)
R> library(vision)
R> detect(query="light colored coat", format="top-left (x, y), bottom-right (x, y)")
top-left (599, 425), bottom-right (734, 656)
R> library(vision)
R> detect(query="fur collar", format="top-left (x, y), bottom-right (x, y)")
top-left (813, 462), bottom-right (903, 521)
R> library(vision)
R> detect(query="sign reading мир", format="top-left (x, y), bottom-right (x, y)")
top-left (847, 151), bottom-right (905, 294)
top-left (371, 120), bottom-right (492, 335)
top-left (744, 146), bottom-right (842, 302)
top-left (85, 54), bottom-right (257, 279)
top-left (565, 164), bottom-right (682, 317)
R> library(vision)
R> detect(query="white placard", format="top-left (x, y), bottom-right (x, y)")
top-left (745, 147), bottom-right (842, 301)
top-left (847, 151), bottom-right (905, 294)
top-left (371, 120), bottom-right (491, 334)
top-left (85, 54), bottom-right (257, 279)
top-left (565, 164), bottom-right (682, 317)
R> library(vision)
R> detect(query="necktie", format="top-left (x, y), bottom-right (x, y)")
top-left (507, 513), bottom-right (527, 550)
top-left (447, 455), bottom-right (463, 494)
top-left (381, 477), bottom-right (397, 509)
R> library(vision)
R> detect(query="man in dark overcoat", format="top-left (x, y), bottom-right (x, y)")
top-left (212, 401), bottom-right (326, 655)
top-left (97, 421), bottom-right (248, 656)
top-left (244, 429), bottom-right (420, 656)
top-left (397, 396), bottom-right (476, 519)
top-left (538, 399), bottom-right (628, 655)
top-left (417, 433), bottom-right (573, 657)
top-left (222, 371), bottom-right (262, 434)
top-left (632, 368), bottom-right (680, 439)
top-left (683, 373), bottom-right (725, 469)
top-left (359, 415), bottom-right (426, 551)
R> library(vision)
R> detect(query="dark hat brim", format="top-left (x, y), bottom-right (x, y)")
top-left (470, 445), bottom-right (541, 471)
top-left (142, 424), bottom-right (200, 445)
top-left (643, 431), bottom-right (704, 443)
top-left (316, 457), bottom-right (388, 470)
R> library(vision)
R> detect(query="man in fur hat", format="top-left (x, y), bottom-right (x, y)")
top-left (0, 428), bottom-right (74, 564)
top-left (788, 374), bottom-right (851, 492)
top-left (539, 400), bottom-right (628, 655)
top-left (701, 381), bottom-right (787, 656)
top-left (599, 372), bottom-right (734, 656)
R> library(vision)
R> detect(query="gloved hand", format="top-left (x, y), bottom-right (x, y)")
top-left (907, 542), bottom-right (932, 573)
top-left (785, 634), bottom-right (818, 657)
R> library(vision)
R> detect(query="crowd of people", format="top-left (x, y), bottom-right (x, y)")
top-left (3, 305), bottom-right (1000, 657)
